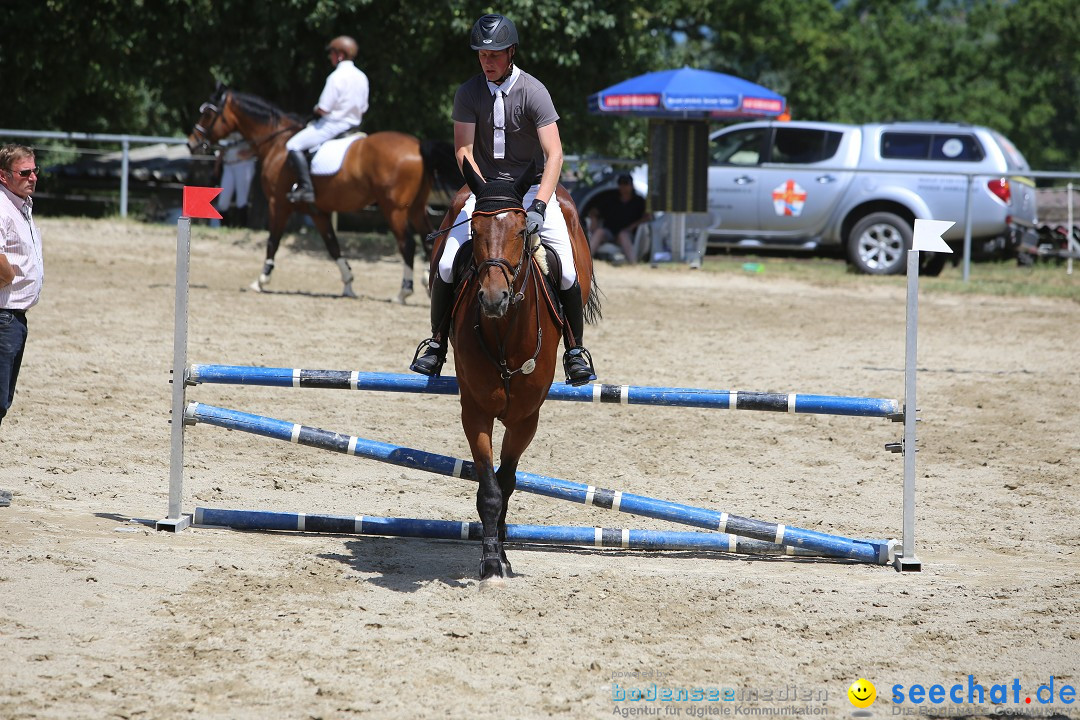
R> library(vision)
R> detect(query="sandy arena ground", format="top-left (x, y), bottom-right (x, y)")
top-left (1, 217), bottom-right (1077, 719)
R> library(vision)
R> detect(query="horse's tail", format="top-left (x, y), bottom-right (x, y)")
top-left (420, 139), bottom-right (464, 196)
top-left (584, 272), bottom-right (602, 325)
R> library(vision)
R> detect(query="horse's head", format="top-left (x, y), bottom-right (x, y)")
top-left (187, 82), bottom-right (235, 154)
top-left (466, 161), bottom-right (536, 319)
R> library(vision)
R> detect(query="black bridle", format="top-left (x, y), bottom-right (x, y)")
top-left (190, 99), bottom-right (224, 153)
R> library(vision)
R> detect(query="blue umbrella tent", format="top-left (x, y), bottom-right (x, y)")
top-left (587, 66), bottom-right (785, 119)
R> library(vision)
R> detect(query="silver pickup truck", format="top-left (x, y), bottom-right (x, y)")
top-left (579, 120), bottom-right (1039, 275)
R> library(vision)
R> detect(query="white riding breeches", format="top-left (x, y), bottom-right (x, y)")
top-left (285, 119), bottom-right (354, 153)
top-left (437, 186), bottom-right (577, 291)
top-left (218, 159), bottom-right (257, 211)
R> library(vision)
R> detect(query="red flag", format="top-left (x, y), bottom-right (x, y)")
top-left (182, 186), bottom-right (223, 219)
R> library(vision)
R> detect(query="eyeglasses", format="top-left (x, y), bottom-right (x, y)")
top-left (7, 167), bottom-right (39, 178)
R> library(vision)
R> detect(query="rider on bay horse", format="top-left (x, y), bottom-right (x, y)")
top-left (285, 35), bottom-right (369, 204)
top-left (410, 14), bottom-right (597, 386)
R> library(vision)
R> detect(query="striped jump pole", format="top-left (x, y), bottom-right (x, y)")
top-left (187, 364), bottom-right (903, 420)
top-left (184, 402), bottom-right (893, 565)
top-left (193, 507), bottom-right (826, 558)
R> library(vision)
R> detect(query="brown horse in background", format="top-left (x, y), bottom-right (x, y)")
top-left (188, 84), bottom-right (455, 303)
top-left (440, 162), bottom-right (600, 585)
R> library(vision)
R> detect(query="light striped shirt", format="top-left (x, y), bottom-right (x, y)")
top-left (0, 184), bottom-right (44, 311)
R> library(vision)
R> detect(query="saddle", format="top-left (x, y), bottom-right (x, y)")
top-left (307, 130), bottom-right (367, 176)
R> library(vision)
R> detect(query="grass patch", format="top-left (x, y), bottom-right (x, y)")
top-left (695, 252), bottom-right (1080, 301)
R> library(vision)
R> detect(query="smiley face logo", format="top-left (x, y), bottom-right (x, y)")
top-left (848, 678), bottom-right (876, 708)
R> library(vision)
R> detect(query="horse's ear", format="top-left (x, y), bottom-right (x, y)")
top-left (463, 161), bottom-right (484, 195)
top-left (513, 160), bottom-right (536, 201)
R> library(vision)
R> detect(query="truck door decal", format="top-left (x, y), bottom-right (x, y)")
top-left (772, 179), bottom-right (807, 216)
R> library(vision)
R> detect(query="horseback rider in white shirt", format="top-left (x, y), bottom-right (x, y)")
top-left (285, 35), bottom-right (369, 204)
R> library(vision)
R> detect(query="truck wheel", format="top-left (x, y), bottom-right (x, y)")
top-left (847, 212), bottom-right (912, 275)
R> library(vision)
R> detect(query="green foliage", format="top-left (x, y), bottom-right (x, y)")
top-left (1, 0), bottom-right (1077, 170)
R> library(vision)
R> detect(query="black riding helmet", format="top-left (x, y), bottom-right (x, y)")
top-left (469, 14), bottom-right (518, 51)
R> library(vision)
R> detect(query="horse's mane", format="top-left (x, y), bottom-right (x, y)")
top-left (229, 90), bottom-right (303, 128)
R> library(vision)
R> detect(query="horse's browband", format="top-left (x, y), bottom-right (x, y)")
top-left (472, 206), bottom-right (525, 217)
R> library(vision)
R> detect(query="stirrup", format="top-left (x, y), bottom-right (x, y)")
top-left (410, 338), bottom-right (447, 377)
top-left (563, 346), bottom-right (596, 386)
top-left (287, 183), bottom-right (315, 204)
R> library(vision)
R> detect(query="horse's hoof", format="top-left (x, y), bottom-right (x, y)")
top-left (478, 575), bottom-right (509, 591)
top-left (394, 290), bottom-right (412, 304)
top-left (342, 283), bottom-right (358, 299)
top-left (249, 278), bottom-right (264, 293)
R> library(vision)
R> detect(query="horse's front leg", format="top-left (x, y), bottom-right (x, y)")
top-left (494, 411), bottom-right (540, 574)
top-left (250, 210), bottom-right (289, 293)
top-left (462, 402), bottom-right (508, 585)
top-left (310, 212), bottom-right (356, 298)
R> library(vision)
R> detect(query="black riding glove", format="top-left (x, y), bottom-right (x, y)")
top-left (526, 199), bottom-right (547, 238)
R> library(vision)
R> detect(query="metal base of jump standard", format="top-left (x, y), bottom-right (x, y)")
top-left (193, 507), bottom-right (830, 558)
top-left (183, 402), bottom-right (895, 566)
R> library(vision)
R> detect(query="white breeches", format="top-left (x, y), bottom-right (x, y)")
top-left (437, 186), bottom-right (577, 290)
top-left (218, 160), bottom-right (257, 211)
top-left (285, 119), bottom-right (354, 153)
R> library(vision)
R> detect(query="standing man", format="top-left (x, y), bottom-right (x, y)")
top-left (285, 35), bottom-right (369, 204)
top-left (0, 144), bottom-right (44, 428)
top-left (214, 132), bottom-right (257, 227)
top-left (410, 13), bottom-right (596, 386)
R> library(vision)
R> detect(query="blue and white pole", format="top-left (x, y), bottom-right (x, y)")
top-left (187, 364), bottom-right (902, 420)
top-left (184, 402), bottom-right (892, 565)
top-left (193, 506), bottom-right (826, 557)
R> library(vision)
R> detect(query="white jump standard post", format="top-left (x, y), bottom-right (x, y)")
top-left (157, 216), bottom-right (193, 531)
top-left (893, 219), bottom-right (954, 571)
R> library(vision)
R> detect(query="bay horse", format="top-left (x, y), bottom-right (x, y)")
top-left (188, 84), bottom-right (450, 303)
top-left (440, 162), bottom-right (600, 586)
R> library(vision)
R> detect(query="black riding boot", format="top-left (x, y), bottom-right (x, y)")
top-left (558, 281), bottom-right (597, 386)
top-left (410, 275), bottom-right (455, 376)
top-left (286, 150), bottom-right (315, 204)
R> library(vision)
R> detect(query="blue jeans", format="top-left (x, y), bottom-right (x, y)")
top-left (0, 309), bottom-right (28, 426)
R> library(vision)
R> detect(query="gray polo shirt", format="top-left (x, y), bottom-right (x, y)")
top-left (453, 68), bottom-right (558, 184)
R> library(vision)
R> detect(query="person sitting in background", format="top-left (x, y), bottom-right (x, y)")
top-left (588, 173), bottom-right (647, 265)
